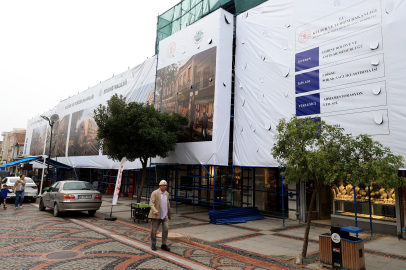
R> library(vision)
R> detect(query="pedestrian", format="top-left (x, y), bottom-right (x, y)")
top-left (148, 180), bottom-right (171, 252)
top-left (1, 184), bottom-right (11, 209)
top-left (13, 174), bottom-right (26, 209)
top-left (200, 112), bottom-right (213, 138)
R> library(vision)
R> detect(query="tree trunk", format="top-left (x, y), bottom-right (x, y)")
top-left (137, 158), bottom-right (148, 203)
top-left (301, 179), bottom-right (322, 259)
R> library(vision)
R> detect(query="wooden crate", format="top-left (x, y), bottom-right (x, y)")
top-left (342, 239), bottom-right (365, 270)
top-left (319, 234), bottom-right (332, 265)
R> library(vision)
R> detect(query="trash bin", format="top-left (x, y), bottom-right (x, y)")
top-left (340, 226), bottom-right (365, 270)
top-left (319, 233), bottom-right (332, 265)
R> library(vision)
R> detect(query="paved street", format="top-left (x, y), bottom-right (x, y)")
top-left (0, 197), bottom-right (406, 269)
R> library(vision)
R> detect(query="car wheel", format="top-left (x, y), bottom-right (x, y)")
top-left (53, 203), bottom-right (60, 217)
top-left (39, 199), bottom-right (46, 211)
top-left (88, 210), bottom-right (96, 217)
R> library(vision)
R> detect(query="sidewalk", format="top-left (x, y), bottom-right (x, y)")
top-left (100, 195), bottom-right (406, 269)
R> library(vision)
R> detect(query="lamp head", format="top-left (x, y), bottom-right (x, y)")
top-left (40, 115), bottom-right (50, 122)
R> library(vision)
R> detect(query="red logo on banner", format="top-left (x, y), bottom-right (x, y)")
top-left (166, 42), bottom-right (176, 58)
top-left (299, 29), bottom-right (311, 43)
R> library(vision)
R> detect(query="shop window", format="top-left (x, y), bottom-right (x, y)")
top-left (254, 168), bottom-right (288, 216)
top-left (331, 180), bottom-right (396, 223)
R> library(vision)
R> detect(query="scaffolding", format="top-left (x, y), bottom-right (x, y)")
top-left (156, 0), bottom-right (235, 53)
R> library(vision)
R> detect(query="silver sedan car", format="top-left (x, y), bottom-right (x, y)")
top-left (1, 177), bottom-right (38, 202)
top-left (39, 180), bottom-right (102, 217)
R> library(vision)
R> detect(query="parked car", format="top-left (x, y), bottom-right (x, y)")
top-left (39, 180), bottom-right (102, 217)
top-left (1, 177), bottom-right (38, 202)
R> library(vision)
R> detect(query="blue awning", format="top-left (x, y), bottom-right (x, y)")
top-left (0, 156), bottom-right (72, 170)
top-left (0, 157), bottom-right (40, 167)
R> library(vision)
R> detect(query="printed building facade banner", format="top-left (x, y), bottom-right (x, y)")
top-left (233, 0), bottom-right (406, 168)
top-left (24, 56), bottom-right (157, 169)
top-left (153, 8), bottom-right (233, 166)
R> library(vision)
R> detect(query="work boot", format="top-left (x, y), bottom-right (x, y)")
top-left (151, 245), bottom-right (157, 251)
top-left (161, 245), bottom-right (170, 252)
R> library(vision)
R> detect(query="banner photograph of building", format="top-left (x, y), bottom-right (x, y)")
top-left (29, 125), bottom-right (47, 156)
top-left (44, 114), bottom-right (70, 158)
top-left (68, 107), bottom-right (99, 156)
top-left (156, 47), bottom-right (216, 142)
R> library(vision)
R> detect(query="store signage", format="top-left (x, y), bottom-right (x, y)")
top-left (178, 190), bottom-right (193, 198)
top-left (331, 233), bottom-right (341, 243)
top-left (331, 226), bottom-right (343, 270)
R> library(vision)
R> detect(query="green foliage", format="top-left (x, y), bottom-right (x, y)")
top-left (272, 116), bottom-right (405, 189)
top-left (93, 94), bottom-right (188, 164)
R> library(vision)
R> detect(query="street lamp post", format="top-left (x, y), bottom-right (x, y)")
top-left (41, 115), bottom-right (54, 182)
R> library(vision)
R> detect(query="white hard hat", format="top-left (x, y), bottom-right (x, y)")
top-left (159, 180), bottom-right (167, 186)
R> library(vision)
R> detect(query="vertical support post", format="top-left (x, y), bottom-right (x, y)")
top-left (282, 168), bottom-right (285, 229)
top-left (101, 169), bottom-right (105, 195)
top-left (39, 156), bottom-right (47, 196)
top-left (298, 182), bottom-right (301, 223)
top-left (230, 164), bottom-right (233, 208)
top-left (368, 185), bottom-right (373, 236)
top-left (213, 165), bottom-right (216, 212)
top-left (353, 184), bottom-right (358, 237)
top-left (176, 164), bottom-right (179, 214)
top-left (73, 168), bottom-right (79, 180)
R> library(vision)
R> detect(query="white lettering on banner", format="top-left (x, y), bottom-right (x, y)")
top-left (112, 157), bottom-right (128, 206)
top-left (299, 102), bottom-right (316, 108)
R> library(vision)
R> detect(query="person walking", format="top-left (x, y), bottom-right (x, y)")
top-left (148, 180), bottom-right (171, 252)
top-left (13, 174), bottom-right (26, 209)
top-left (1, 184), bottom-right (12, 209)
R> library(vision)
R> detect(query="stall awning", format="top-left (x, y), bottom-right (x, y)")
top-left (0, 156), bottom-right (72, 170)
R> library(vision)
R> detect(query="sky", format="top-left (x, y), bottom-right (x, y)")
top-left (0, 0), bottom-right (179, 136)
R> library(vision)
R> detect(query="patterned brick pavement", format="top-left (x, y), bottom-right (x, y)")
top-left (0, 204), bottom-right (296, 269)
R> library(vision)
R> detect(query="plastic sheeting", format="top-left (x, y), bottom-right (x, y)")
top-left (153, 9), bottom-right (233, 166)
top-left (23, 56), bottom-right (157, 170)
top-left (234, 0), bottom-right (406, 169)
top-left (233, 0), bottom-right (295, 167)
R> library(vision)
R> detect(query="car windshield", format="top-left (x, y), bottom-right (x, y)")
top-left (9, 178), bottom-right (34, 183)
top-left (63, 182), bottom-right (95, 190)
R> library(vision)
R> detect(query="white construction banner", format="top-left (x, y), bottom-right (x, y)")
top-left (24, 56), bottom-right (157, 169)
top-left (153, 8), bottom-right (233, 165)
top-left (234, 0), bottom-right (406, 168)
top-left (112, 157), bottom-right (127, 205)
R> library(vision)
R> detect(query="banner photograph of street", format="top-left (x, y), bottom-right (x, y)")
top-left (156, 47), bottom-right (216, 142)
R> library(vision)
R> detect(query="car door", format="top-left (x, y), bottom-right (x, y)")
top-left (43, 182), bottom-right (58, 207)
top-left (49, 182), bottom-right (61, 208)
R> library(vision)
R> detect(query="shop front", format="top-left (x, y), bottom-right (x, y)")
top-left (307, 178), bottom-right (405, 235)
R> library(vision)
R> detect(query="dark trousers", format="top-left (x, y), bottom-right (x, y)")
top-left (150, 218), bottom-right (169, 246)
top-left (15, 190), bottom-right (25, 207)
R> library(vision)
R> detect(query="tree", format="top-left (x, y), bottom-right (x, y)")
top-left (272, 116), bottom-right (404, 259)
top-left (94, 94), bottom-right (188, 203)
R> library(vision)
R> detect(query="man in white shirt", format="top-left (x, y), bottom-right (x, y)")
top-left (148, 180), bottom-right (172, 251)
